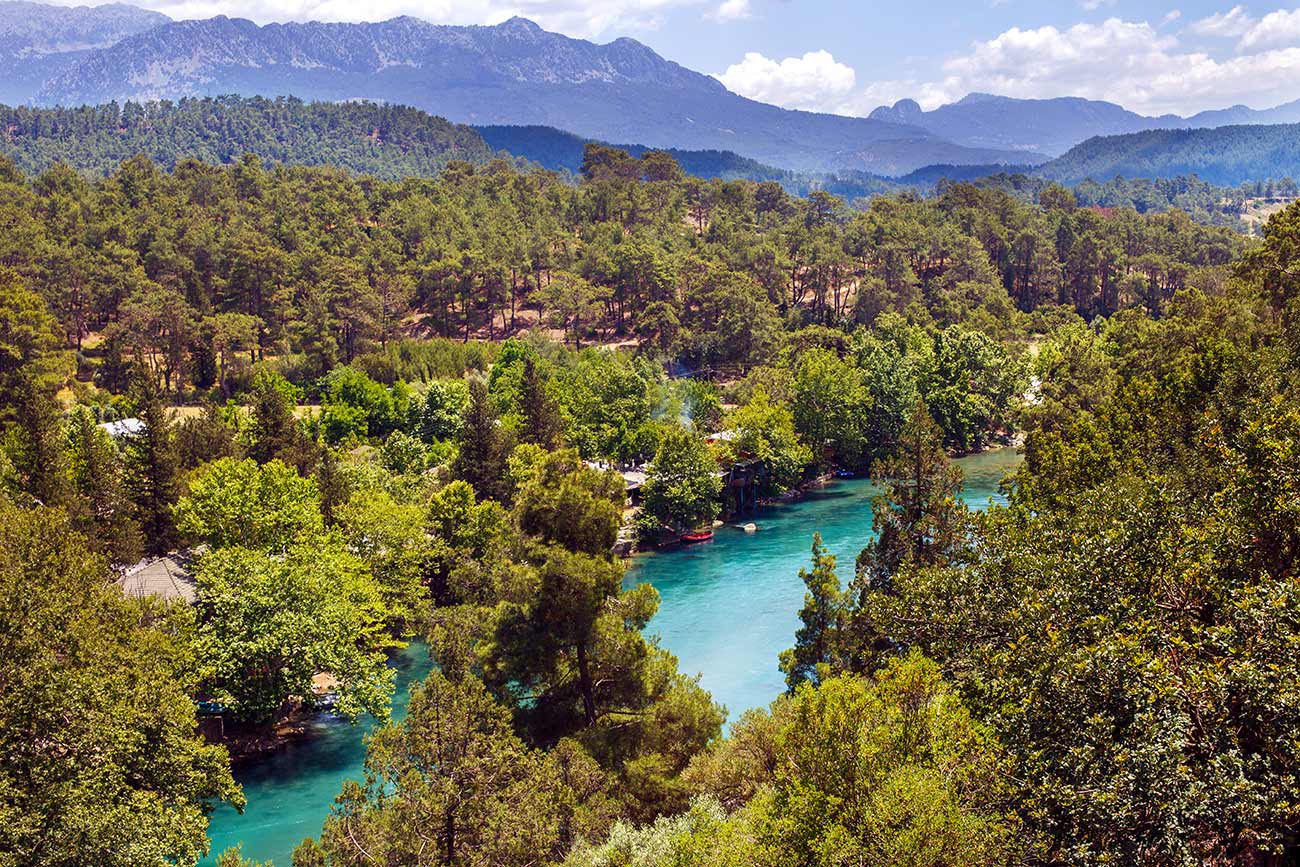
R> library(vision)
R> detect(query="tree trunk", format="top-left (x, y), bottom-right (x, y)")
top-left (575, 640), bottom-right (597, 726)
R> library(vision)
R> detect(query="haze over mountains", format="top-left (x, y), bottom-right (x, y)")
top-left (869, 93), bottom-right (1300, 158)
top-left (0, 4), bottom-right (1023, 174)
top-left (0, 1), bottom-right (165, 103)
top-left (1, 1), bottom-right (1300, 182)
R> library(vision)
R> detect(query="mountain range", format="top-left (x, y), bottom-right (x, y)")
top-left (869, 93), bottom-right (1300, 158)
top-left (0, 1), bottom-right (165, 104)
top-left (0, 4), bottom-right (1026, 175)
top-left (2, 1), bottom-right (1300, 181)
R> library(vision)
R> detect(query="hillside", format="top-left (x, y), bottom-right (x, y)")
top-left (1037, 123), bottom-right (1300, 186)
top-left (0, 6), bottom-right (1030, 174)
top-left (476, 124), bottom-right (789, 180)
top-left (0, 96), bottom-right (496, 177)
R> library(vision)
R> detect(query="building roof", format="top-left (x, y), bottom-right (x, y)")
top-left (119, 550), bottom-right (198, 604)
top-left (100, 417), bottom-right (145, 438)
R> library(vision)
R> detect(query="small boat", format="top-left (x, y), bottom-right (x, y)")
top-left (681, 529), bottom-right (714, 543)
top-left (835, 469), bottom-right (856, 479)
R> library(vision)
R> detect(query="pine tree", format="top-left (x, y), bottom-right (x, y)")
top-left (126, 376), bottom-right (179, 556)
top-left (855, 400), bottom-right (966, 591)
top-left (316, 444), bottom-right (348, 528)
top-left (779, 533), bottom-right (845, 690)
top-left (519, 356), bottom-right (563, 449)
top-left (247, 370), bottom-right (317, 474)
top-left (66, 406), bottom-right (142, 565)
top-left (452, 378), bottom-right (510, 501)
top-left (8, 374), bottom-right (68, 508)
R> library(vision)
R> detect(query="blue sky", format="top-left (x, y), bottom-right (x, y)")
top-left (54, 0), bottom-right (1300, 115)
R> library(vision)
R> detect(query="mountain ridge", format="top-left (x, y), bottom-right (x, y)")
top-left (1, 4), bottom-right (1033, 174)
top-left (870, 92), bottom-right (1300, 158)
top-left (1036, 121), bottom-right (1300, 186)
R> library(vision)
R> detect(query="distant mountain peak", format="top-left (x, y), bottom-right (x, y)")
top-left (868, 98), bottom-right (922, 125)
top-left (955, 92), bottom-right (1001, 105)
top-left (496, 16), bottom-right (543, 34)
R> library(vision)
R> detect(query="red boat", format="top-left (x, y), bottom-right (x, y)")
top-left (681, 530), bottom-right (714, 543)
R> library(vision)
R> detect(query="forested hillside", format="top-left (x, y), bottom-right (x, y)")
top-left (0, 96), bottom-right (497, 177)
top-left (970, 172), bottom-right (1298, 229)
top-left (0, 144), bottom-right (1242, 393)
top-left (1040, 122), bottom-right (1300, 185)
top-left (476, 124), bottom-right (786, 180)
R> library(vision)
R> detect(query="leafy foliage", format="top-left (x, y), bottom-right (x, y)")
top-left (0, 503), bottom-right (241, 866)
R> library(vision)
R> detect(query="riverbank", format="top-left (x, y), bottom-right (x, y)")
top-left (626, 441), bottom-right (1023, 554)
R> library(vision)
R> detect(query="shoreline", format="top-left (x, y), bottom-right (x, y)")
top-left (624, 440), bottom-right (1024, 556)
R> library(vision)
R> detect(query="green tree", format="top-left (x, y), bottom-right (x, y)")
top-left (126, 377), bottom-right (180, 555)
top-left (175, 457), bottom-right (323, 551)
top-left (728, 387), bottom-right (812, 493)
top-left (415, 378), bottom-right (469, 443)
top-left (519, 355), bottom-right (564, 449)
top-left (6, 374), bottom-right (68, 507)
top-left (856, 401), bottom-right (966, 592)
top-left (535, 272), bottom-right (604, 348)
top-left (746, 655), bottom-right (1019, 867)
top-left (792, 347), bottom-right (870, 469)
top-left (0, 503), bottom-right (242, 867)
top-left (194, 539), bottom-right (393, 724)
top-left (304, 672), bottom-right (571, 867)
top-left (336, 488), bottom-right (432, 636)
top-left (452, 377), bottom-right (511, 502)
top-left (65, 405), bottom-right (142, 564)
top-left (641, 426), bottom-right (722, 531)
top-left (779, 534), bottom-right (846, 690)
top-left (247, 369), bottom-right (317, 473)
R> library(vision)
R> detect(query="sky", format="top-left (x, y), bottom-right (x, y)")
top-left (52, 0), bottom-right (1300, 117)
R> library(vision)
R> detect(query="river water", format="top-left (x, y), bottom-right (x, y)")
top-left (202, 448), bottom-right (1022, 866)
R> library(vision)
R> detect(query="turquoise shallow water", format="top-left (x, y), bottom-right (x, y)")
top-left (624, 448), bottom-right (1023, 721)
top-left (201, 643), bottom-right (434, 866)
top-left (202, 448), bottom-right (1021, 865)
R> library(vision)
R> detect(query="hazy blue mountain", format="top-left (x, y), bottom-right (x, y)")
top-left (0, 1), bottom-right (167, 103)
top-left (14, 9), bottom-right (1030, 174)
top-left (871, 92), bottom-right (1300, 158)
top-left (1185, 99), bottom-right (1300, 128)
top-left (1036, 123), bottom-right (1300, 186)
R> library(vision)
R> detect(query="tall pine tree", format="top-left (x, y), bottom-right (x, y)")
top-left (519, 356), bottom-right (563, 450)
top-left (126, 375), bottom-right (179, 556)
top-left (452, 378), bottom-right (510, 502)
top-left (779, 533), bottom-right (846, 690)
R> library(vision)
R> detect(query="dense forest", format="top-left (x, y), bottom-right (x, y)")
top-left (5, 141), bottom-right (1300, 866)
top-left (1040, 121), bottom-right (1300, 186)
top-left (0, 96), bottom-right (498, 178)
top-left (7, 97), bottom-right (1289, 231)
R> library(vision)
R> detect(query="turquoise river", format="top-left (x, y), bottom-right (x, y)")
top-left (202, 447), bottom-right (1023, 865)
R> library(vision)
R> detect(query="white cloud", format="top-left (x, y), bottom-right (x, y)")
top-left (915, 16), bottom-right (1300, 115)
top-left (1162, 9), bottom-right (1182, 25)
top-left (1189, 5), bottom-right (1254, 37)
top-left (710, 0), bottom-right (750, 21)
top-left (715, 49), bottom-right (857, 112)
top-left (1239, 8), bottom-right (1300, 52)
